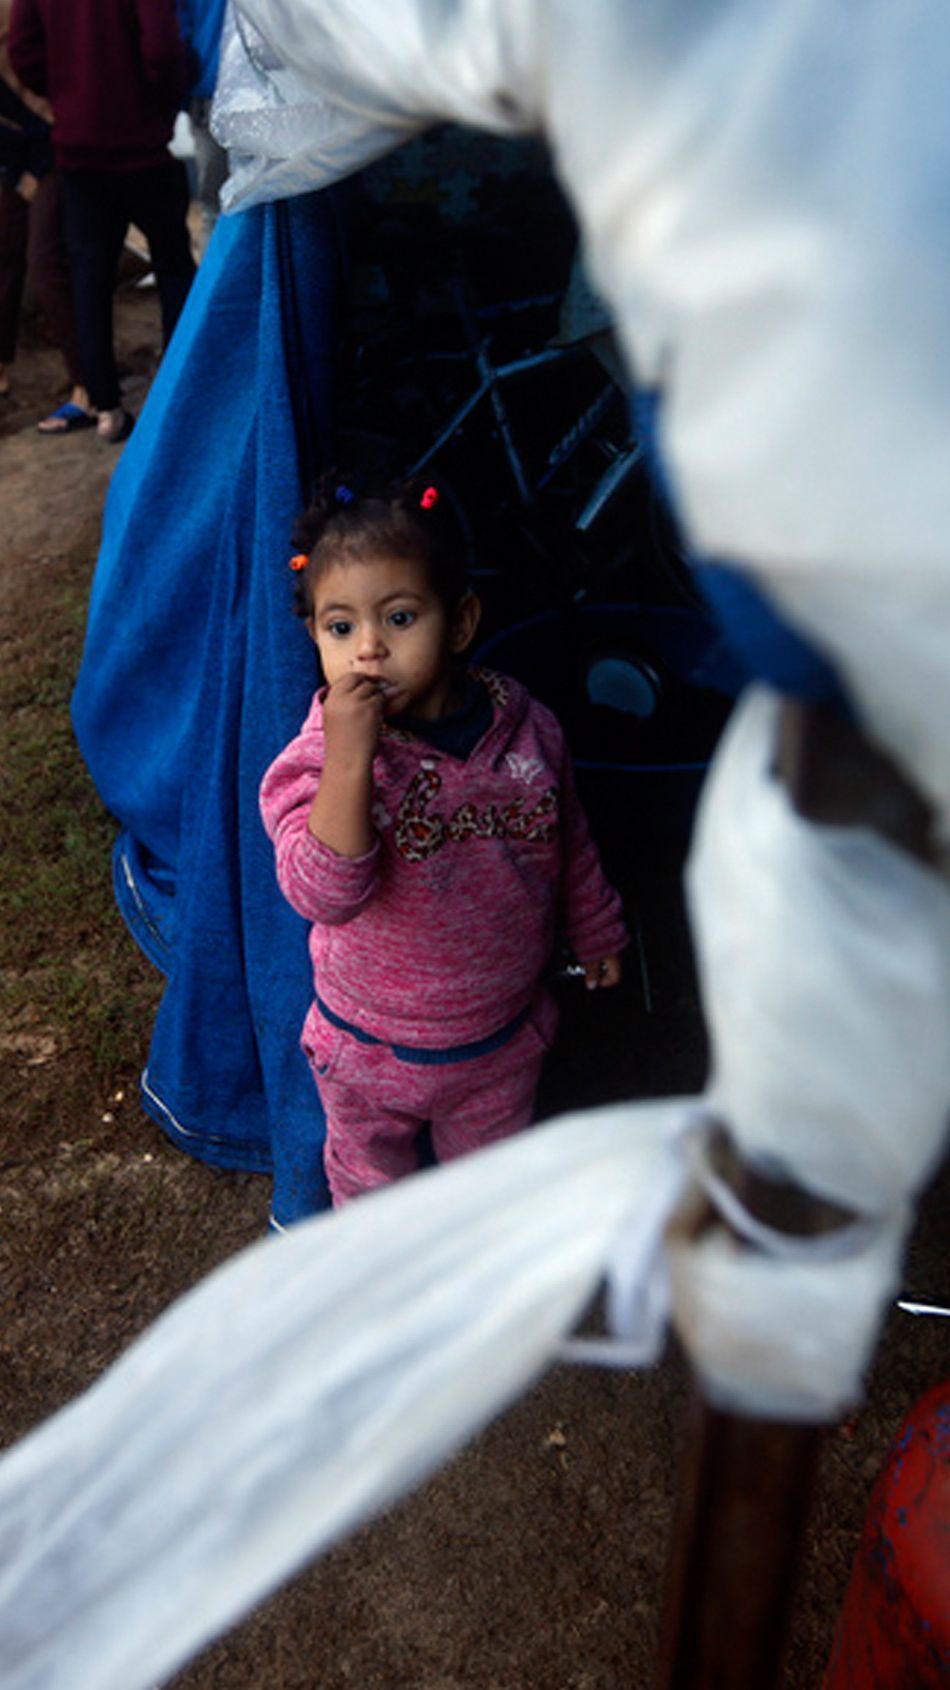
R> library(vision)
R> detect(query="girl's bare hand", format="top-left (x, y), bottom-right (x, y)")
top-left (322, 674), bottom-right (388, 764)
top-left (583, 954), bottom-right (623, 990)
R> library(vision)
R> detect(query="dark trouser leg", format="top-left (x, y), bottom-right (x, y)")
top-left (25, 171), bottom-right (83, 388)
top-left (60, 170), bottom-right (127, 410)
top-left (130, 160), bottom-right (196, 347)
top-left (0, 181), bottom-right (29, 365)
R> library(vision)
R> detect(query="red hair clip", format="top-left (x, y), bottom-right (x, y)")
top-left (289, 553), bottom-right (309, 572)
top-left (419, 486), bottom-right (439, 510)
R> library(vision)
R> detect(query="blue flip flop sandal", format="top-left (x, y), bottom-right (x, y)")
top-left (37, 401), bottom-right (96, 434)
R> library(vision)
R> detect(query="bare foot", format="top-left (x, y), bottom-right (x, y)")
top-left (37, 397), bottom-right (96, 433)
top-left (96, 406), bottom-right (134, 443)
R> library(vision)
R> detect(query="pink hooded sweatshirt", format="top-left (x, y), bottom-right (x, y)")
top-left (260, 668), bottom-right (628, 1051)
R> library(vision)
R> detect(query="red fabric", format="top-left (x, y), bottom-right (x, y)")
top-left (8, 0), bottom-right (186, 170)
top-left (824, 1381), bottom-right (950, 1688)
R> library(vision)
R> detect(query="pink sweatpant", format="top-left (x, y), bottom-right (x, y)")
top-left (306, 994), bottom-right (558, 1206)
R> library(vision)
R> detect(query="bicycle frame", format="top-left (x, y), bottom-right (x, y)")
top-left (405, 275), bottom-right (640, 531)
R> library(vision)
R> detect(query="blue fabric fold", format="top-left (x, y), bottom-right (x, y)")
top-left (631, 386), bottom-right (849, 707)
top-left (72, 193), bottom-right (345, 1223)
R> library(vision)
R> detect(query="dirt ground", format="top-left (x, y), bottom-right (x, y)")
top-left (1, 278), bottom-right (947, 1690)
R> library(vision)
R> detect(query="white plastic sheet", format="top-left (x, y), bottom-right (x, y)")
top-left (217, 0), bottom-right (950, 833)
top-left (0, 1073), bottom-right (919, 1689)
top-left (668, 1222), bottom-right (904, 1422)
top-left (670, 685), bottom-right (950, 1410)
top-left (213, 0), bottom-right (538, 206)
top-left (688, 689), bottom-right (950, 1217)
top-left (0, 1103), bottom-right (691, 1690)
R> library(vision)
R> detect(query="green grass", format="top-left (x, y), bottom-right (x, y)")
top-left (0, 555), bottom-right (162, 1123)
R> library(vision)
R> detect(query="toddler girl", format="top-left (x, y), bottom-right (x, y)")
top-left (260, 477), bottom-right (627, 1204)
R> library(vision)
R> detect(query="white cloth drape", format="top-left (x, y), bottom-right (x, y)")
top-left (216, 0), bottom-right (950, 834)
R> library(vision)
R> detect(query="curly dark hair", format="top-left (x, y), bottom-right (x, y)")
top-left (290, 472), bottom-right (470, 620)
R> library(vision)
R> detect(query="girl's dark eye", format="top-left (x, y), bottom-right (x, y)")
top-left (326, 620), bottom-right (353, 638)
top-left (389, 609), bottom-right (415, 628)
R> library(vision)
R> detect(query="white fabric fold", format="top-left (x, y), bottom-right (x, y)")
top-left (0, 1103), bottom-right (689, 1690)
top-left (216, 0), bottom-right (950, 832)
top-left (688, 688), bottom-right (950, 1217)
top-left (668, 1218), bottom-right (905, 1422)
top-left (0, 1062), bottom-right (936, 1686)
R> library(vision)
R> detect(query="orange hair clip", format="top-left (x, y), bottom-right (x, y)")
top-left (289, 553), bottom-right (309, 572)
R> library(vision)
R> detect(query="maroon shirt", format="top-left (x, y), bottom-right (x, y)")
top-left (9, 0), bottom-right (187, 170)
